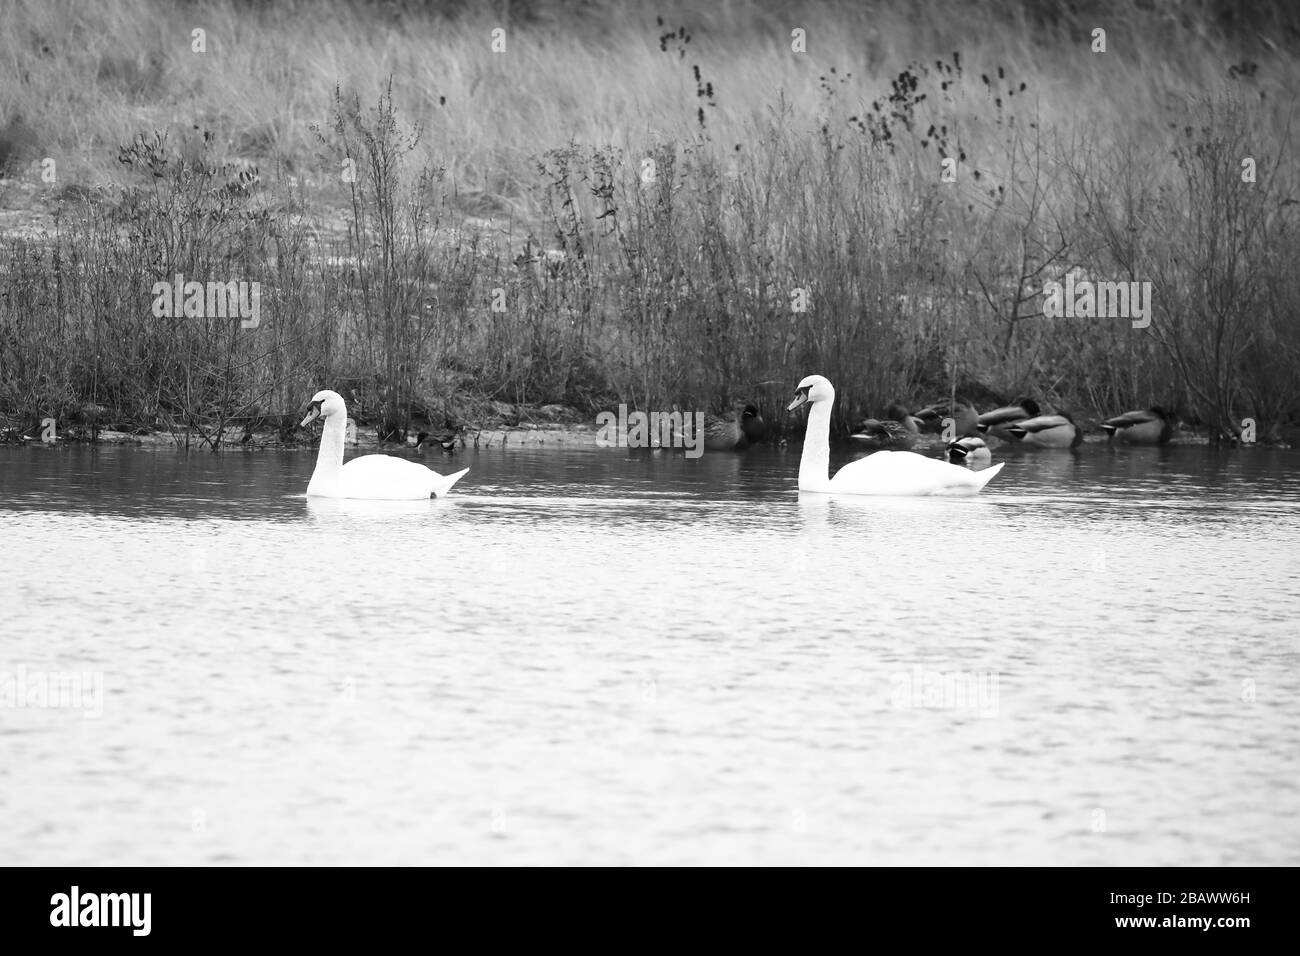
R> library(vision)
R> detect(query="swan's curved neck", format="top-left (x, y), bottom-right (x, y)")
top-left (799, 400), bottom-right (833, 491)
top-left (308, 413), bottom-right (347, 493)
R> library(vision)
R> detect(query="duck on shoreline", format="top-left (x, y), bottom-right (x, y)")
top-left (415, 428), bottom-right (461, 452)
top-left (1006, 411), bottom-right (1083, 449)
top-left (850, 402), bottom-right (923, 450)
top-left (946, 435), bottom-right (992, 467)
top-left (1101, 407), bottom-right (1173, 445)
top-left (977, 398), bottom-right (1041, 442)
top-left (703, 403), bottom-right (765, 451)
top-left (914, 399), bottom-right (979, 438)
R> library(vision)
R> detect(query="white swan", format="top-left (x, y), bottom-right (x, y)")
top-left (788, 375), bottom-right (1004, 495)
top-left (300, 390), bottom-right (468, 499)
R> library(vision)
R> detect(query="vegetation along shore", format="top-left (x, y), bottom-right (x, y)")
top-left (1, 0), bottom-right (1297, 449)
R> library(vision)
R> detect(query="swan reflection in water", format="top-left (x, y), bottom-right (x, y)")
top-left (303, 495), bottom-right (454, 523)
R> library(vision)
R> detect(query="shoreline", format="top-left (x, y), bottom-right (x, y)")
top-left (0, 422), bottom-right (605, 450)
top-left (1, 424), bottom-right (1290, 451)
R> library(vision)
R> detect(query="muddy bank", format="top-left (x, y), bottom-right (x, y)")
top-left (0, 398), bottom-right (609, 450)
top-left (0, 420), bottom-right (604, 450)
top-left (5, 421), bottom-right (1286, 451)
top-left (15, 424), bottom-right (601, 449)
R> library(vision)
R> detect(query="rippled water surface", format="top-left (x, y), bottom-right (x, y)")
top-left (2, 441), bottom-right (1298, 865)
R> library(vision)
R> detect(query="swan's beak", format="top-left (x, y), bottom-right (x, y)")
top-left (300, 403), bottom-right (322, 427)
top-left (787, 393), bottom-right (808, 411)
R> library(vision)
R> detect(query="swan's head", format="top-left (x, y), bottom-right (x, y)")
top-left (787, 375), bottom-right (834, 411)
top-left (301, 390), bottom-right (346, 427)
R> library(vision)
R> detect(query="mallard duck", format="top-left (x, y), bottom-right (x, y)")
top-left (740, 404), bottom-right (765, 445)
top-left (977, 398), bottom-right (1041, 441)
top-left (850, 418), bottom-right (916, 450)
top-left (1100, 407), bottom-right (1173, 445)
top-left (415, 427), bottom-right (461, 452)
top-left (787, 375), bottom-right (1004, 495)
top-left (887, 401), bottom-right (925, 434)
top-left (1006, 411), bottom-right (1082, 449)
top-left (301, 391), bottom-right (468, 498)
top-left (703, 403), bottom-right (765, 450)
top-left (946, 435), bottom-right (992, 466)
top-left (377, 421), bottom-right (407, 444)
top-left (914, 399), bottom-right (979, 437)
top-left (850, 403), bottom-right (922, 449)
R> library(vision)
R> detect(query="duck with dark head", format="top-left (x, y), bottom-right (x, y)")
top-left (703, 403), bottom-right (765, 451)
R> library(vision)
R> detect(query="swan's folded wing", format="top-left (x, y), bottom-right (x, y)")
top-left (339, 454), bottom-right (441, 499)
top-left (831, 451), bottom-right (1002, 495)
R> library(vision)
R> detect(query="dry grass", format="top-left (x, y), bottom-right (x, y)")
top-left (1, 0), bottom-right (1298, 441)
top-left (3, 0), bottom-right (1287, 186)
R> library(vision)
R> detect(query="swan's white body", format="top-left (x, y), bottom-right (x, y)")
top-left (789, 375), bottom-right (1003, 496)
top-left (302, 390), bottom-right (468, 499)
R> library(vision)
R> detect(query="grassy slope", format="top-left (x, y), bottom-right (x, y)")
top-left (4, 0), bottom-right (1280, 187)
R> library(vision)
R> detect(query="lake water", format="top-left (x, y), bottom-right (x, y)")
top-left (2, 440), bottom-right (1298, 865)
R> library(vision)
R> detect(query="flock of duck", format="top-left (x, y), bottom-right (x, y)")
top-left (300, 377), bottom-right (1174, 500)
top-left (850, 396), bottom-right (1173, 465)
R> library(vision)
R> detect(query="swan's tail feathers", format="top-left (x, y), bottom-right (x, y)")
top-left (971, 460), bottom-right (1005, 491)
top-left (431, 467), bottom-right (470, 497)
